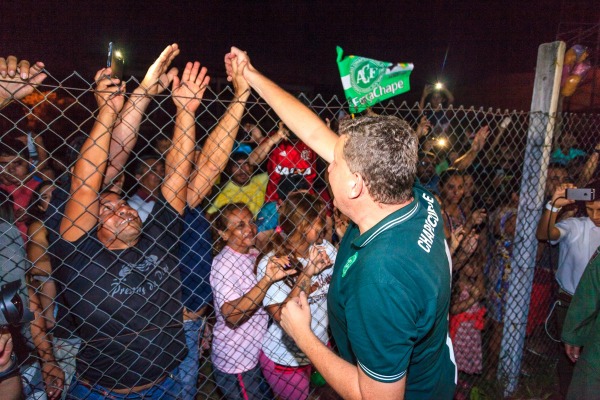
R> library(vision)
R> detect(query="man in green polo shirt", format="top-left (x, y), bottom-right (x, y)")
top-left (225, 47), bottom-right (456, 400)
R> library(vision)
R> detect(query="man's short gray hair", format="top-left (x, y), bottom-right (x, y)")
top-left (341, 115), bottom-right (417, 204)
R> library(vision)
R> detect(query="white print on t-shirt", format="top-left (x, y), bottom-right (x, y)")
top-left (274, 166), bottom-right (313, 176)
top-left (301, 150), bottom-right (312, 161)
top-left (110, 255), bottom-right (168, 296)
top-left (418, 192), bottom-right (439, 253)
top-left (308, 273), bottom-right (332, 304)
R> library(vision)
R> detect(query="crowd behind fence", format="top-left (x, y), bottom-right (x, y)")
top-left (1, 63), bottom-right (600, 400)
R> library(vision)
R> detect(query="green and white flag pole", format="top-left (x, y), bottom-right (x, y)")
top-left (336, 46), bottom-right (414, 114)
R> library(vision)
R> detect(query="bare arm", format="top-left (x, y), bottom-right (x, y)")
top-left (483, 117), bottom-right (512, 163)
top-left (104, 44), bottom-right (180, 184)
top-left (27, 222), bottom-right (52, 277)
top-left (248, 123), bottom-right (287, 166)
top-left (265, 246), bottom-right (331, 322)
top-left (576, 143), bottom-right (600, 188)
top-left (536, 183), bottom-right (575, 241)
top-left (225, 47), bottom-right (338, 163)
top-left (163, 61), bottom-right (210, 215)
top-left (418, 85), bottom-right (433, 112)
top-left (221, 256), bottom-right (293, 326)
top-left (187, 54), bottom-right (250, 208)
top-left (452, 126), bottom-right (489, 171)
top-left (28, 280), bottom-right (64, 400)
top-left (59, 69), bottom-right (124, 241)
top-left (281, 292), bottom-right (406, 400)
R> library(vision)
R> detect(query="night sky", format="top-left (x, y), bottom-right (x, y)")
top-left (1, 1), bottom-right (564, 108)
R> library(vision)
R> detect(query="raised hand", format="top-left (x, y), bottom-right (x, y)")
top-left (276, 122), bottom-right (290, 142)
top-left (139, 43), bottom-right (180, 97)
top-left (416, 116), bottom-right (432, 138)
top-left (422, 84), bottom-right (434, 96)
top-left (305, 245), bottom-right (332, 277)
top-left (224, 48), bottom-right (251, 96)
top-left (552, 183), bottom-right (576, 208)
top-left (0, 56), bottom-right (47, 105)
top-left (93, 67), bottom-right (125, 114)
top-left (471, 126), bottom-right (490, 153)
top-left (265, 256), bottom-right (296, 282)
top-left (171, 61), bottom-right (210, 113)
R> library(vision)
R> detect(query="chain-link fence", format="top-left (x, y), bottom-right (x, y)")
top-left (1, 68), bottom-right (599, 400)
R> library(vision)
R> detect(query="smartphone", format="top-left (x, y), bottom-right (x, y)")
top-left (566, 188), bottom-right (595, 201)
top-left (107, 42), bottom-right (124, 80)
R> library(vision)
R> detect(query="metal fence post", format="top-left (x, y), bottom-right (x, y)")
top-left (499, 41), bottom-right (565, 395)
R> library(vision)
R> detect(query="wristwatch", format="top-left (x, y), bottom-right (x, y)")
top-left (0, 353), bottom-right (19, 382)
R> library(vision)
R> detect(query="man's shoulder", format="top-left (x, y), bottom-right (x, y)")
top-left (252, 172), bottom-right (269, 186)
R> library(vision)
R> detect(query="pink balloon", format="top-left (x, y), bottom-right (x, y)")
top-left (572, 61), bottom-right (591, 78)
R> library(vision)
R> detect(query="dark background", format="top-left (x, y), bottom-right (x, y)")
top-left (0, 1), bottom-right (569, 109)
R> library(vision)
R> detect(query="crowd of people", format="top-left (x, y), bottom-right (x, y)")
top-left (0, 44), bottom-right (599, 400)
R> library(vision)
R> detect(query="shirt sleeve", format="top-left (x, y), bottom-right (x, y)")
top-left (562, 252), bottom-right (600, 346)
top-left (552, 218), bottom-right (579, 245)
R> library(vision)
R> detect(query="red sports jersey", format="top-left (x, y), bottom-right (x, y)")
top-left (265, 140), bottom-right (317, 202)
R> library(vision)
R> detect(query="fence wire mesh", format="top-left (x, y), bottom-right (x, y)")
top-left (0, 68), bottom-right (599, 400)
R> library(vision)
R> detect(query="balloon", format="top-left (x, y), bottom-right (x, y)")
top-left (571, 44), bottom-right (589, 63)
top-left (564, 48), bottom-right (577, 66)
top-left (572, 60), bottom-right (591, 78)
top-left (561, 75), bottom-right (581, 97)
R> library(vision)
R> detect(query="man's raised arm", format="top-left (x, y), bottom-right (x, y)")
top-left (60, 68), bottom-right (125, 242)
top-left (104, 44), bottom-right (180, 183)
top-left (163, 61), bottom-right (210, 215)
top-left (225, 47), bottom-right (338, 163)
top-left (186, 52), bottom-right (250, 208)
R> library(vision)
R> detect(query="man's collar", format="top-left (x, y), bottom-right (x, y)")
top-left (352, 199), bottom-right (419, 248)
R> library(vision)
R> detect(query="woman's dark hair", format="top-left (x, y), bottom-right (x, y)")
top-left (438, 168), bottom-right (464, 200)
top-left (211, 202), bottom-right (253, 255)
top-left (0, 188), bottom-right (15, 223)
top-left (27, 180), bottom-right (54, 222)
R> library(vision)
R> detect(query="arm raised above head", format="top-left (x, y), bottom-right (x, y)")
top-left (225, 47), bottom-right (338, 163)
top-left (60, 68), bottom-right (124, 241)
top-left (105, 44), bottom-right (180, 184)
top-left (186, 52), bottom-right (251, 208)
top-left (163, 61), bottom-right (210, 215)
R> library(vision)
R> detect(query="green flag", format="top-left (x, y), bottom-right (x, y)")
top-left (336, 46), bottom-right (413, 113)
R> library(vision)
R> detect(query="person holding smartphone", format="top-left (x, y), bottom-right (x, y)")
top-left (536, 178), bottom-right (600, 397)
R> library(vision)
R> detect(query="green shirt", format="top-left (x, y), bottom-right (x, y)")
top-left (327, 184), bottom-right (456, 399)
top-left (562, 247), bottom-right (600, 372)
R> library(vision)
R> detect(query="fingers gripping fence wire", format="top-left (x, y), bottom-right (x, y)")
top-left (1, 68), bottom-right (600, 400)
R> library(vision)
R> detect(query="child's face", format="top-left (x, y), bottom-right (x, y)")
top-left (303, 215), bottom-right (325, 245)
top-left (0, 155), bottom-right (30, 185)
top-left (224, 208), bottom-right (257, 254)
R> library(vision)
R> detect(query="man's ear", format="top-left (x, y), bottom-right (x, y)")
top-left (348, 173), bottom-right (364, 199)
